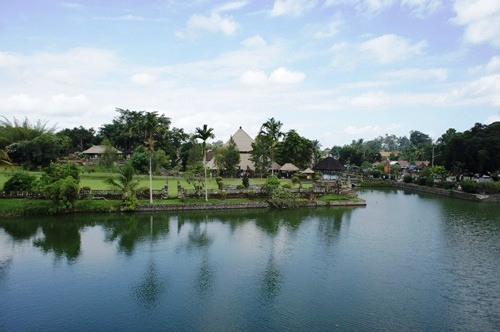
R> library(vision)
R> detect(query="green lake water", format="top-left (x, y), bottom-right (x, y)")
top-left (1, 188), bottom-right (499, 331)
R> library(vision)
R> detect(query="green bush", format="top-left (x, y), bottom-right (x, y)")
top-left (460, 180), bottom-right (478, 193)
top-left (236, 184), bottom-right (244, 189)
top-left (242, 173), bottom-right (249, 188)
top-left (220, 191), bottom-right (227, 200)
top-left (295, 173), bottom-right (307, 180)
top-left (263, 175), bottom-right (280, 195)
top-left (438, 181), bottom-right (456, 190)
top-left (218, 181), bottom-right (224, 190)
top-left (481, 182), bottom-right (500, 194)
top-left (3, 172), bottom-right (36, 192)
top-left (425, 177), bottom-right (434, 187)
top-left (282, 183), bottom-right (292, 189)
top-left (216, 176), bottom-right (223, 183)
top-left (247, 190), bottom-right (255, 199)
top-left (371, 170), bottom-right (381, 178)
top-left (403, 174), bottom-right (412, 183)
top-left (417, 177), bottom-right (427, 185)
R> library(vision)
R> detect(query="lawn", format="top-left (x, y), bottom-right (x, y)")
top-left (0, 168), bottom-right (308, 196)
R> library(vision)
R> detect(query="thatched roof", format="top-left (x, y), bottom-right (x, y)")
top-left (82, 145), bottom-right (121, 154)
top-left (280, 163), bottom-right (299, 172)
top-left (313, 156), bottom-right (346, 172)
top-left (301, 167), bottom-right (315, 174)
top-left (229, 126), bottom-right (254, 152)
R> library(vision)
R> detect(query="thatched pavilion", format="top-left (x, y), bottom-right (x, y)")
top-left (313, 156), bottom-right (346, 179)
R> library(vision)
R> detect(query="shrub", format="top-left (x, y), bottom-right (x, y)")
top-left (3, 172), bottom-right (36, 192)
top-left (220, 191), bottom-right (227, 200)
top-left (460, 180), bottom-right (478, 193)
top-left (236, 184), bottom-right (244, 189)
top-left (295, 173), bottom-right (307, 180)
top-left (481, 182), bottom-right (500, 195)
top-left (81, 186), bottom-right (91, 191)
top-left (263, 175), bottom-right (280, 195)
top-left (425, 177), bottom-right (434, 187)
top-left (218, 181), bottom-right (224, 190)
top-left (417, 177), bottom-right (427, 185)
top-left (291, 176), bottom-right (300, 186)
top-left (242, 173), bottom-right (249, 188)
top-left (216, 176), bottom-right (223, 183)
top-left (439, 181), bottom-right (456, 190)
top-left (282, 183), bottom-right (292, 189)
top-left (247, 190), bottom-right (255, 200)
top-left (403, 174), bottom-right (412, 183)
top-left (371, 170), bottom-right (381, 178)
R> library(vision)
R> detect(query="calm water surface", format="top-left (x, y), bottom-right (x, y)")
top-left (1, 189), bottom-right (499, 331)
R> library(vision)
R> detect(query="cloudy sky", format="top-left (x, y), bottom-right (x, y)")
top-left (1, 0), bottom-right (499, 147)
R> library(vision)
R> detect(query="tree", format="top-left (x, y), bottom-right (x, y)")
top-left (35, 162), bottom-right (81, 213)
top-left (259, 117), bottom-right (284, 175)
top-left (214, 137), bottom-right (240, 177)
top-left (0, 116), bottom-right (57, 149)
top-left (3, 172), bottom-right (36, 191)
top-left (57, 126), bottom-right (97, 152)
top-left (250, 136), bottom-right (271, 178)
top-left (104, 163), bottom-right (143, 211)
top-left (7, 134), bottom-right (65, 169)
top-left (278, 130), bottom-right (314, 170)
top-left (99, 138), bottom-right (119, 169)
top-left (194, 124), bottom-right (215, 201)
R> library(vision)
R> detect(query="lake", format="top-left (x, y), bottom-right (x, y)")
top-left (1, 189), bottom-right (499, 331)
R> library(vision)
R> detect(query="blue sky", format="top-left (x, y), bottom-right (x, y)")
top-left (0, 0), bottom-right (499, 147)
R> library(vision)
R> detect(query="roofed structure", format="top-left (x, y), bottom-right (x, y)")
top-left (206, 127), bottom-right (255, 170)
top-left (313, 156), bottom-right (346, 172)
top-left (82, 145), bottom-right (121, 155)
top-left (280, 163), bottom-right (299, 172)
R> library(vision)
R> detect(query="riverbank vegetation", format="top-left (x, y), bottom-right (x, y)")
top-left (1, 112), bottom-right (498, 215)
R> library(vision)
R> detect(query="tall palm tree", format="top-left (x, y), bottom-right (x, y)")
top-left (259, 117), bottom-right (284, 175)
top-left (142, 112), bottom-right (159, 204)
top-left (194, 124), bottom-right (215, 202)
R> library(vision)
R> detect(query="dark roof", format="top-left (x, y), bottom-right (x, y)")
top-left (313, 156), bottom-right (346, 172)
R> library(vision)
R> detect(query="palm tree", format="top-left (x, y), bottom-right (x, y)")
top-left (259, 117), bottom-right (284, 175)
top-left (194, 124), bottom-right (215, 202)
top-left (142, 112), bottom-right (159, 204)
top-left (104, 163), bottom-right (142, 200)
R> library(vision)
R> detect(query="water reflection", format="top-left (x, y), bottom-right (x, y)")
top-left (33, 221), bottom-right (83, 263)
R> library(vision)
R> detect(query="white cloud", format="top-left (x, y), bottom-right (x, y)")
top-left (239, 70), bottom-right (268, 85)
top-left (451, 0), bottom-right (500, 47)
top-left (468, 56), bottom-right (500, 75)
top-left (239, 67), bottom-right (305, 85)
top-left (330, 35), bottom-right (426, 70)
top-left (0, 51), bottom-right (23, 67)
top-left (360, 34), bottom-right (426, 64)
top-left (270, 67), bottom-right (306, 84)
top-left (241, 35), bottom-right (267, 48)
top-left (401, 0), bottom-right (443, 17)
top-left (176, 12), bottom-right (239, 38)
top-left (344, 123), bottom-right (400, 136)
top-left (313, 18), bottom-right (343, 39)
top-left (270, 0), bottom-right (317, 17)
top-left (215, 1), bottom-right (248, 13)
top-left (452, 74), bottom-right (500, 107)
top-left (130, 73), bottom-right (157, 85)
top-left (385, 67), bottom-right (448, 82)
top-left (350, 91), bottom-right (391, 107)
top-left (0, 94), bottom-right (40, 111)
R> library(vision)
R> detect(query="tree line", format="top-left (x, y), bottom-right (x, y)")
top-left (1, 110), bottom-right (499, 176)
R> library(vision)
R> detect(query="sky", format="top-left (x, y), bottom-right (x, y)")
top-left (0, 0), bottom-right (499, 147)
